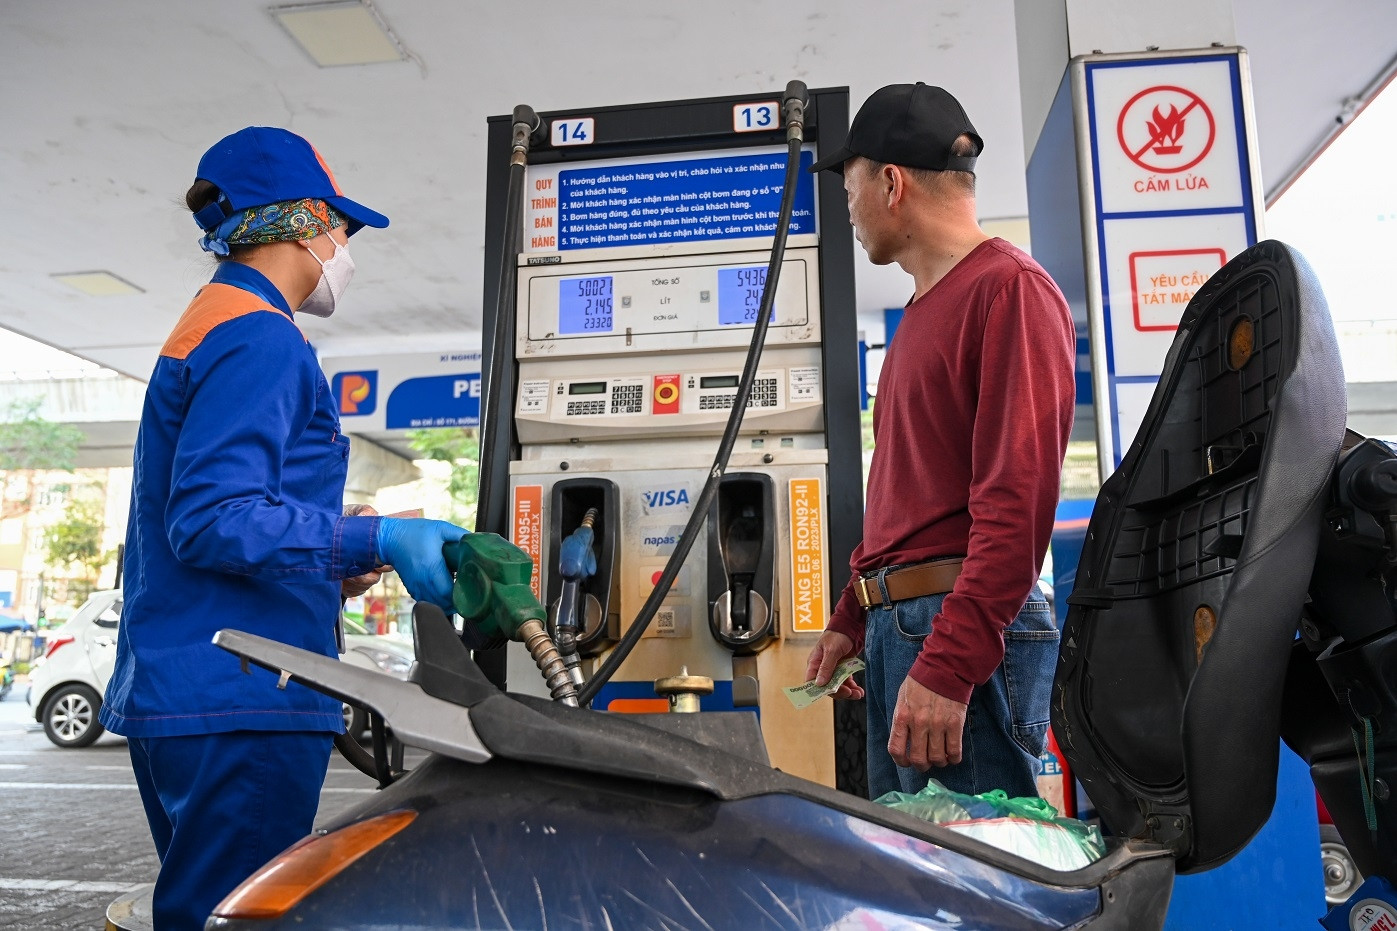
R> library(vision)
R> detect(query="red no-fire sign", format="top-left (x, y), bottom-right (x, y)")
top-left (1116, 85), bottom-right (1216, 174)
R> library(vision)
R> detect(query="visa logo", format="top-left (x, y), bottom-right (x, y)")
top-left (642, 488), bottom-right (690, 508)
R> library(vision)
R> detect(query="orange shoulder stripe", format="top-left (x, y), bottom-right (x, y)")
top-left (160, 283), bottom-right (302, 360)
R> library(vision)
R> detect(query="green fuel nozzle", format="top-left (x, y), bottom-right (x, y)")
top-left (443, 533), bottom-right (543, 642)
top-left (441, 533), bottom-right (579, 706)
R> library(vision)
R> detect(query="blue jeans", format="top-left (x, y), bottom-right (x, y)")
top-left (129, 731), bottom-right (333, 930)
top-left (865, 584), bottom-right (1057, 800)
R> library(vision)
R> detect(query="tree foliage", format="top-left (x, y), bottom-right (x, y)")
top-left (44, 496), bottom-right (112, 581)
top-left (0, 398), bottom-right (83, 521)
top-left (0, 398), bottom-right (83, 472)
top-left (406, 427), bottom-right (479, 527)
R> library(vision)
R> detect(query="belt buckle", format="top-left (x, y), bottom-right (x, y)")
top-left (857, 575), bottom-right (874, 607)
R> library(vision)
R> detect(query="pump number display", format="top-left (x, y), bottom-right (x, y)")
top-left (558, 276), bottom-right (614, 334)
top-left (717, 266), bottom-right (773, 326)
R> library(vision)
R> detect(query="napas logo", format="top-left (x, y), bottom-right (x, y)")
top-left (332, 370), bottom-right (377, 416)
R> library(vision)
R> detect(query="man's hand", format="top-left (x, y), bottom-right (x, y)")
top-left (342, 504), bottom-right (391, 599)
top-left (889, 676), bottom-right (968, 770)
top-left (804, 630), bottom-right (865, 700)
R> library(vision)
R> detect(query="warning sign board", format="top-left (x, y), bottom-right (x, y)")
top-left (1077, 51), bottom-right (1263, 468)
top-left (1128, 248), bottom-right (1227, 332)
top-left (1100, 211), bottom-right (1250, 377)
top-left (1089, 57), bottom-right (1247, 215)
top-left (1117, 86), bottom-right (1216, 174)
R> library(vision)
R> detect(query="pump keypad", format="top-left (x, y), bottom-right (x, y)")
top-left (698, 377), bottom-right (779, 411)
top-left (611, 384), bottom-right (645, 414)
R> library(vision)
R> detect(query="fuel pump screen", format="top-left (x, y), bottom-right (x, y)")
top-left (718, 266), bottom-right (771, 326)
top-left (558, 276), bottom-right (614, 334)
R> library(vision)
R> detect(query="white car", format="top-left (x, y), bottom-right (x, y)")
top-left (27, 589), bottom-right (415, 748)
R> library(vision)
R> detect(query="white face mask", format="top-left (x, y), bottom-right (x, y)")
top-left (298, 237), bottom-right (355, 318)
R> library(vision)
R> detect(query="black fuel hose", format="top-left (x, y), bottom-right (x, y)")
top-left (334, 729), bottom-right (376, 778)
top-left (577, 81), bottom-right (809, 707)
top-left (476, 105), bottom-right (541, 541)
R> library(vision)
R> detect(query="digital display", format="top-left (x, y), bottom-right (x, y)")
top-left (717, 266), bottom-right (771, 326)
top-left (558, 276), bottom-right (614, 334)
top-left (568, 381), bottom-right (607, 395)
top-left (700, 375), bottom-right (740, 389)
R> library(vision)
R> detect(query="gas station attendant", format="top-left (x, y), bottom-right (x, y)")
top-left (98, 127), bottom-right (470, 930)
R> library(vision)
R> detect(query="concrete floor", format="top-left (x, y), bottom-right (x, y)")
top-left (0, 679), bottom-right (384, 929)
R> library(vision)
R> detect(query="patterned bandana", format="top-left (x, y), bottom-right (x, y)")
top-left (199, 198), bottom-right (345, 256)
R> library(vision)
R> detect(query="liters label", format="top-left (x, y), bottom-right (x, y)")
top-left (788, 477), bottom-right (827, 634)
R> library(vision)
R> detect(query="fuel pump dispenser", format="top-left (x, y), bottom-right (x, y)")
top-left (478, 85), bottom-right (862, 786)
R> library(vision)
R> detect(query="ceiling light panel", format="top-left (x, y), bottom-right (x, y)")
top-left (51, 271), bottom-right (144, 297)
top-left (269, 0), bottom-right (406, 67)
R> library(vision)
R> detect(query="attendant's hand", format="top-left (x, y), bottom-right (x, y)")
top-left (889, 676), bottom-right (968, 770)
top-left (375, 517), bottom-right (471, 614)
top-left (341, 504), bottom-right (391, 598)
top-left (803, 629), bottom-right (865, 700)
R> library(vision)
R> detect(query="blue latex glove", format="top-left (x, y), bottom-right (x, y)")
top-left (375, 518), bottom-right (470, 614)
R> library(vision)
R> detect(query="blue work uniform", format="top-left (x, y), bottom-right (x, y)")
top-left (100, 262), bottom-right (382, 930)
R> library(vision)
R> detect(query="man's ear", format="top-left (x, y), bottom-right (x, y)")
top-left (884, 164), bottom-right (906, 209)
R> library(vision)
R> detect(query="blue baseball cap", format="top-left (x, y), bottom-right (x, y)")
top-left (192, 126), bottom-right (389, 236)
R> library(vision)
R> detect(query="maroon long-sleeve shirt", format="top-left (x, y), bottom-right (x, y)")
top-left (827, 238), bottom-right (1075, 705)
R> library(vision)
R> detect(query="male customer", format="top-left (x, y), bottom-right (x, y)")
top-left (805, 84), bottom-right (1075, 799)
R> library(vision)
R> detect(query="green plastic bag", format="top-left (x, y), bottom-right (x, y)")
top-left (876, 780), bottom-right (1106, 871)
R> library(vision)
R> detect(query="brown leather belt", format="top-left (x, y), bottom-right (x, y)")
top-left (855, 558), bottom-right (965, 608)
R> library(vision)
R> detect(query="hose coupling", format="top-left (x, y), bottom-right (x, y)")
top-left (783, 81), bottom-right (809, 143)
top-left (518, 618), bottom-right (579, 705)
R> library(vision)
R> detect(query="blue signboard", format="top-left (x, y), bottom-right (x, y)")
top-left (550, 150), bottom-right (816, 251)
top-left (385, 373), bottom-right (481, 429)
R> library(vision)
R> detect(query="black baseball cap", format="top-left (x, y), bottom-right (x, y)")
top-left (809, 83), bottom-right (982, 174)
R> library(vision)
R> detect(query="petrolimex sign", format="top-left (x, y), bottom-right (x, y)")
top-left (322, 351), bottom-right (482, 431)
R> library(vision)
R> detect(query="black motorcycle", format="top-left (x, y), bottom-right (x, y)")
top-left (209, 240), bottom-right (1397, 930)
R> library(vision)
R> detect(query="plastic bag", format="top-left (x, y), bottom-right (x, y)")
top-left (876, 780), bottom-right (1106, 871)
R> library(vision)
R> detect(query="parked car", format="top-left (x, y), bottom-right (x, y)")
top-left (339, 616), bottom-right (414, 737)
top-left (27, 590), bottom-right (415, 748)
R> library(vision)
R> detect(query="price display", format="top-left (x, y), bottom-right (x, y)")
top-left (558, 276), bottom-right (614, 334)
top-left (717, 266), bottom-right (772, 326)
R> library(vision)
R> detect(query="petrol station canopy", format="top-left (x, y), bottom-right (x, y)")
top-left (0, 0), bottom-right (1393, 380)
